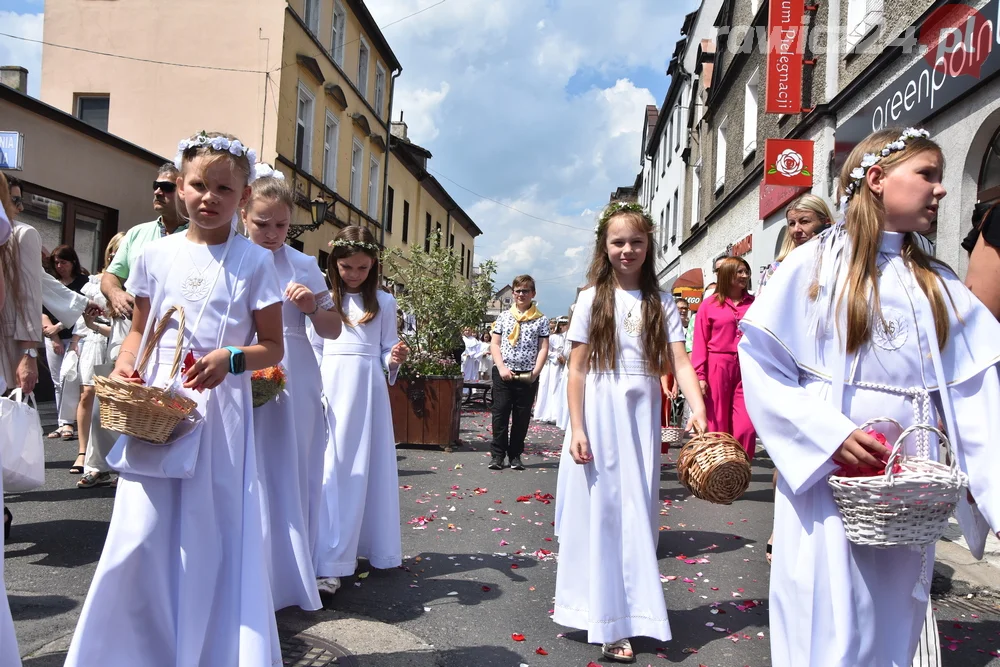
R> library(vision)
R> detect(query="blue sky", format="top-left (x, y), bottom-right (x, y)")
top-left (1, 0), bottom-right (697, 314)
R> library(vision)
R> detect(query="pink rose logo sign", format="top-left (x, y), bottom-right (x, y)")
top-left (764, 139), bottom-right (814, 187)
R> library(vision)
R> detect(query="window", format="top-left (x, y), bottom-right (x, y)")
top-left (743, 69), bottom-right (760, 157)
top-left (331, 1), bottom-right (347, 65)
top-left (318, 249), bottom-right (330, 277)
top-left (386, 186), bottom-right (394, 233)
top-left (449, 233), bottom-right (455, 248)
top-left (652, 153), bottom-right (658, 192)
top-left (350, 139), bottom-right (363, 206)
top-left (323, 112), bottom-right (339, 189)
top-left (666, 118), bottom-right (673, 168)
top-left (358, 37), bottom-right (370, 100)
top-left (304, 0), bottom-right (320, 34)
top-left (402, 200), bottom-right (410, 243)
top-left (466, 249), bottom-right (472, 278)
top-left (691, 165), bottom-right (702, 226)
top-left (435, 222), bottom-right (442, 247)
top-left (847, 0), bottom-right (884, 50)
top-left (368, 156), bottom-right (380, 218)
top-left (460, 243), bottom-right (466, 275)
top-left (296, 83), bottom-right (315, 172)
top-left (75, 95), bottom-right (109, 132)
top-left (424, 213), bottom-right (432, 252)
top-left (671, 189), bottom-right (679, 242)
top-left (374, 63), bottom-right (386, 118)
top-left (676, 107), bottom-right (682, 149)
top-left (660, 209), bottom-right (666, 250)
top-left (715, 117), bottom-right (728, 191)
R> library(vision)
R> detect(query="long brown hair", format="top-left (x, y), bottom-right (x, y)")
top-left (327, 225), bottom-right (381, 325)
top-left (585, 208), bottom-right (671, 376)
top-left (835, 128), bottom-right (951, 353)
top-left (714, 257), bottom-right (751, 305)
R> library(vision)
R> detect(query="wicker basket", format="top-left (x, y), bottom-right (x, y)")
top-left (95, 306), bottom-right (197, 445)
top-left (828, 422), bottom-right (967, 548)
top-left (661, 427), bottom-right (684, 444)
top-left (676, 425), bottom-right (751, 504)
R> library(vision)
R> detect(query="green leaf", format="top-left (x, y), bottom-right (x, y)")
top-left (767, 167), bottom-right (777, 174)
top-left (801, 168), bottom-right (811, 176)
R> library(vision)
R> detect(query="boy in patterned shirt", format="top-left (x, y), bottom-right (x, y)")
top-left (489, 275), bottom-right (549, 470)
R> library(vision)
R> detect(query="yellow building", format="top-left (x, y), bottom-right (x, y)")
top-left (383, 119), bottom-right (481, 285)
top-left (40, 0), bottom-right (402, 258)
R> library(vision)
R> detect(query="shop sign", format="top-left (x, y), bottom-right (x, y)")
top-left (837, 0), bottom-right (999, 164)
top-left (0, 132), bottom-right (23, 170)
top-left (764, 139), bottom-right (814, 187)
top-left (727, 233), bottom-right (753, 258)
top-left (765, 0), bottom-right (806, 113)
top-left (759, 182), bottom-right (809, 219)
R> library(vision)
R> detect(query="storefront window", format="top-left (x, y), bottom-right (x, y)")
top-left (980, 125), bottom-right (1000, 204)
top-left (18, 192), bottom-right (64, 253)
top-left (74, 212), bottom-right (103, 273)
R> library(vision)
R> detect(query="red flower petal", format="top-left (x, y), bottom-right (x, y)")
top-left (481, 585), bottom-right (491, 592)
top-left (511, 633), bottom-right (525, 642)
top-left (535, 647), bottom-right (548, 655)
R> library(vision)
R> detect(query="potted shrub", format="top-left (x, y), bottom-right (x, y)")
top-left (383, 235), bottom-right (496, 450)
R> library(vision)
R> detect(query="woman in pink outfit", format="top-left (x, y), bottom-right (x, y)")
top-left (691, 257), bottom-right (756, 458)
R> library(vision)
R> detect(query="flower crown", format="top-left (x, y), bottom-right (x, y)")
top-left (595, 201), bottom-right (653, 235)
top-left (173, 131), bottom-right (258, 177)
top-left (840, 127), bottom-right (931, 211)
top-left (251, 162), bottom-right (285, 182)
top-left (328, 238), bottom-right (380, 253)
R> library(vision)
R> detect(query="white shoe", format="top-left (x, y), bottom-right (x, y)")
top-left (317, 577), bottom-right (341, 595)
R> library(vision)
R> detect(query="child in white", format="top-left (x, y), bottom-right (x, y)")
top-left (65, 132), bottom-right (284, 666)
top-left (315, 225), bottom-right (408, 594)
top-left (243, 169), bottom-right (343, 611)
top-left (553, 203), bottom-right (706, 663)
top-left (534, 318), bottom-right (566, 423)
top-left (738, 128), bottom-right (1000, 667)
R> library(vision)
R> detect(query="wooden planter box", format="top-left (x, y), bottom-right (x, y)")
top-left (389, 376), bottom-right (463, 450)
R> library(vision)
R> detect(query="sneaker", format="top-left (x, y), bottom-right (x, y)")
top-left (509, 456), bottom-right (526, 470)
top-left (77, 471), bottom-right (112, 488)
top-left (317, 577), bottom-right (341, 596)
top-left (488, 457), bottom-right (504, 470)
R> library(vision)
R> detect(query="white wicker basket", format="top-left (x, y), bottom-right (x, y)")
top-left (828, 421), bottom-right (967, 548)
top-left (661, 426), bottom-right (684, 444)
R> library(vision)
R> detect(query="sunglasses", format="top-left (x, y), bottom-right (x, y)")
top-left (11, 196), bottom-right (22, 207)
top-left (513, 289), bottom-right (533, 295)
top-left (153, 180), bottom-right (177, 193)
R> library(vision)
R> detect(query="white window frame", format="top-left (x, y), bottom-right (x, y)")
top-left (323, 111), bottom-right (339, 190)
top-left (671, 189), bottom-right (679, 242)
top-left (368, 155), bottom-right (380, 218)
top-left (715, 117), bottom-right (728, 191)
top-left (846, 0), bottom-right (884, 50)
top-left (691, 164), bottom-right (702, 226)
top-left (350, 139), bottom-right (364, 207)
top-left (374, 63), bottom-right (386, 119)
top-left (358, 37), bottom-right (370, 101)
top-left (666, 117), bottom-right (673, 167)
top-left (304, 0), bottom-right (320, 35)
top-left (331, 1), bottom-right (347, 66)
top-left (743, 68), bottom-right (760, 157)
top-left (296, 82), bottom-right (315, 173)
top-left (663, 202), bottom-right (671, 249)
top-left (676, 106), bottom-right (683, 150)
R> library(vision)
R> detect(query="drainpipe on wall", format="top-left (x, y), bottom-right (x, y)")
top-left (380, 67), bottom-right (402, 250)
top-left (823, 0), bottom-right (841, 199)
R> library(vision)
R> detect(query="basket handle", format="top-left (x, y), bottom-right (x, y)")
top-left (883, 423), bottom-right (960, 484)
top-left (858, 416), bottom-right (903, 433)
top-left (135, 305), bottom-right (187, 379)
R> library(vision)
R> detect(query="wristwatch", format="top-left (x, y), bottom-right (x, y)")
top-left (22, 348), bottom-right (38, 358)
top-left (224, 346), bottom-right (246, 375)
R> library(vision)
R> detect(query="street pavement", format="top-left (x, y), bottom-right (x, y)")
top-left (6, 403), bottom-right (1000, 666)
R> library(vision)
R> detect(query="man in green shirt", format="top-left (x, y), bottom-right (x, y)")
top-left (101, 163), bottom-right (186, 318)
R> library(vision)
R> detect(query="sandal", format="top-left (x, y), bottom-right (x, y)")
top-left (46, 428), bottom-right (64, 439)
top-left (61, 426), bottom-right (77, 441)
top-left (69, 454), bottom-right (85, 474)
top-left (77, 471), bottom-right (112, 488)
top-left (602, 639), bottom-right (636, 663)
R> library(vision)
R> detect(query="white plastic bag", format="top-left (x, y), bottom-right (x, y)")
top-left (0, 389), bottom-right (46, 492)
top-left (60, 349), bottom-right (80, 384)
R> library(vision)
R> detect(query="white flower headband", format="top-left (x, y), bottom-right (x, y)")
top-left (173, 131), bottom-right (258, 178)
top-left (328, 238), bottom-right (380, 253)
top-left (840, 127), bottom-right (931, 211)
top-left (252, 162), bottom-right (284, 182)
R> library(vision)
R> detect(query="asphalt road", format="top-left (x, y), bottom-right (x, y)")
top-left (6, 402), bottom-right (1000, 666)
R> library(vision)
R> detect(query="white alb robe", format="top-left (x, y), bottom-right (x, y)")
top-left (461, 335), bottom-right (482, 382)
top-left (253, 245), bottom-right (328, 612)
top-left (315, 290), bottom-right (402, 578)
top-left (738, 230), bottom-right (1000, 667)
top-left (65, 232), bottom-right (283, 667)
top-left (553, 288), bottom-right (686, 644)
top-left (533, 332), bottom-right (565, 423)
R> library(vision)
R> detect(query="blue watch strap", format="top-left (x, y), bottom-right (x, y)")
top-left (223, 346), bottom-right (243, 374)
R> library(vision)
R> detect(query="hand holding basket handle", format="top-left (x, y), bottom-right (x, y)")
top-left (832, 429), bottom-right (887, 470)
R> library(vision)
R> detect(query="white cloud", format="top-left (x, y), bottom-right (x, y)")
top-left (0, 11), bottom-right (44, 98)
top-left (370, 0), bottom-right (700, 313)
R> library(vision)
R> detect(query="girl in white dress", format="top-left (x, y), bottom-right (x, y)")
top-left (478, 332), bottom-right (493, 379)
top-left (553, 202), bottom-right (706, 663)
top-left (461, 327), bottom-right (481, 384)
top-left (242, 169), bottom-right (343, 611)
top-left (315, 225), bottom-right (409, 595)
top-left (554, 311), bottom-right (574, 430)
top-left (738, 128), bottom-right (1000, 667)
top-left (533, 319), bottom-right (564, 423)
top-left (66, 132), bottom-right (284, 666)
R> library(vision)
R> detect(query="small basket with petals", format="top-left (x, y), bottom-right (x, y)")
top-left (675, 425), bottom-right (751, 505)
top-left (828, 419), bottom-right (967, 548)
top-left (251, 365), bottom-right (287, 408)
top-left (95, 306), bottom-right (197, 445)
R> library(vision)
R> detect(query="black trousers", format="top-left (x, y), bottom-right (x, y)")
top-left (490, 366), bottom-right (539, 459)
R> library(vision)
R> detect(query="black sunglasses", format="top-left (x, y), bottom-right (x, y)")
top-left (153, 180), bottom-right (177, 193)
top-left (10, 196), bottom-right (22, 206)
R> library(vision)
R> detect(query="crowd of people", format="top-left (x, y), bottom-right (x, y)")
top-left (1, 124), bottom-right (1000, 667)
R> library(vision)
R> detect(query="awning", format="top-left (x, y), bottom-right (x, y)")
top-left (665, 268), bottom-right (703, 292)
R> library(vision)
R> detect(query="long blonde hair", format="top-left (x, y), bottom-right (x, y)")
top-left (0, 173), bottom-right (26, 339)
top-left (835, 128), bottom-right (951, 354)
top-left (585, 207), bottom-right (671, 376)
top-left (777, 193), bottom-right (834, 262)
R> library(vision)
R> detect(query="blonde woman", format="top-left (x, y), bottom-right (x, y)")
top-left (759, 193), bottom-right (833, 291)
